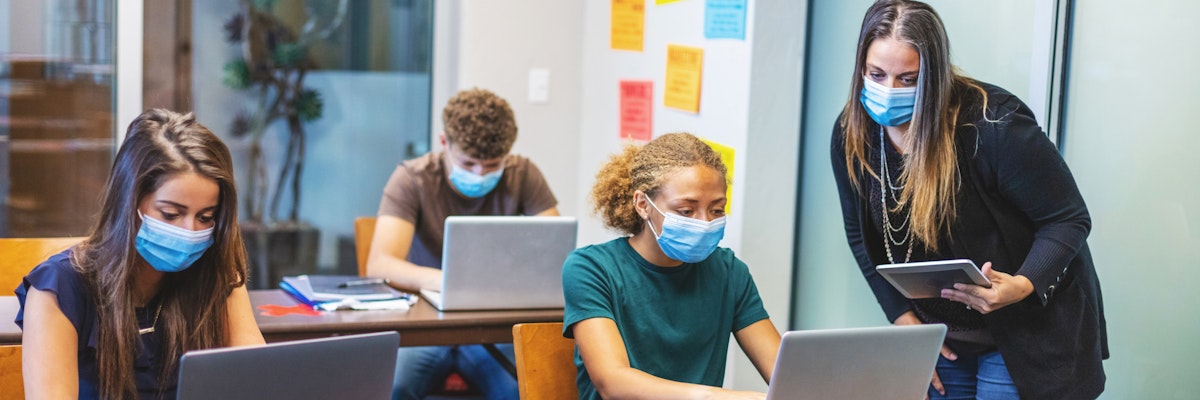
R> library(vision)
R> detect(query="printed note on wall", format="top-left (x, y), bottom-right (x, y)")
top-left (705, 0), bottom-right (747, 40)
top-left (663, 44), bottom-right (704, 113)
top-left (611, 0), bottom-right (645, 51)
top-left (619, 80), bottom-right (654, 141)
top-left (700, 138), bottom-right (735, 213)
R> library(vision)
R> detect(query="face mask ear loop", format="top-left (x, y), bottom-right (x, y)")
top-left (640, 193), bottom-right (664, 239)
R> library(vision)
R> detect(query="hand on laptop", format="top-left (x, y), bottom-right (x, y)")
top-left (894, 310), bottom-right (955, 397)
top-left (704, 388), bottom-right (766, 399)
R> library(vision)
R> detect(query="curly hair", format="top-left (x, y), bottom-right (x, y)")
top-left (591, 133), bottom-right (728, 236)
top-left (442, 88), bottom-right (518, 159)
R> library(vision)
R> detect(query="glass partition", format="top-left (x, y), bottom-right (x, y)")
top-left (1, 0), bottom-right (117, 237)
top-left (193, 0), bottom-right (434, 281)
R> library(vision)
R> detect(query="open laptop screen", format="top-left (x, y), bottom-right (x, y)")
top-left (766, 324), bottom-right (946, 400)
top-left (176, 331), bottom-right (399, 400)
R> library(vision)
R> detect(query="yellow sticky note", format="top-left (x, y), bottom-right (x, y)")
top-left (656, 0), bottom-right (684, 4)
top-left (664, 44), bottom-right (703, 113)
top-left (700, 138), bottom-right (735, 213)
top-left (611, 0), bottom-right (645, 51)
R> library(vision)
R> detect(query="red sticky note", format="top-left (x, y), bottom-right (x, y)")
top-left (257, 304), bottom-right (321, 317)
top-left (620, 80), bottom-right (653, 141)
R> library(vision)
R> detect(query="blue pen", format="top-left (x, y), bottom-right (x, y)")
top-left (337, 278), bottom-right (389, 288)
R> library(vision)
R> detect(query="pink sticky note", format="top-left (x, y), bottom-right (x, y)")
top-left (620, 80), bottom-right (654, 141)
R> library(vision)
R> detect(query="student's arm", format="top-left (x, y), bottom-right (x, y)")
top-left (573, 317), bottom-right (767, 400)
top-left (22, 288), bottom-right (79, 400)
top-left (733, 319), bottom-right (782, 383)
top-left (365, 215), bottom-right (442, 292)
top-left (535, 207), bottom-right (559, 216)
top-left (225, 285), bottom-right (265, 347)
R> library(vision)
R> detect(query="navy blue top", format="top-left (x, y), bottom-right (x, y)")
top-left (14, 250), bottom-right (176, 399)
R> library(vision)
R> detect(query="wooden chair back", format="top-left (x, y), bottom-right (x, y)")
top-left (0, 237), bottom-right (84, 293)
top-left (353, 217), bottom-right (377, 277)
top-left (0, 345), bottom-right (21, 400)
top-left (512, 322), bottom-right (578, 400)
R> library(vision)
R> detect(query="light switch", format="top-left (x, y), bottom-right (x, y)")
top-left (528, 68), bottom-right (550, 104)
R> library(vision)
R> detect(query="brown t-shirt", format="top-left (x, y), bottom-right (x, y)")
top-left (377, 151), bottom-right (558, 268)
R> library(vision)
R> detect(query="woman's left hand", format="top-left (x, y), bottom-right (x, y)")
top-left (940, 262), bottom-right (1034, 314)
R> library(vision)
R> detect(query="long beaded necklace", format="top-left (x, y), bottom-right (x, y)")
top-left (138, 302), bottom-right (163, 335)
top-left (880, 126), bottom-right (914, 264)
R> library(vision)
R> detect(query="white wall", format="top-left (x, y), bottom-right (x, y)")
top-left (737, 0), bottom-right (806, 389)
top-left (444, 0), bottom-right (584, 219)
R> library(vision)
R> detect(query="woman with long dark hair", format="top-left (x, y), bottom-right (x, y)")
top-left (16, 109), bottom-right (265, 399)
top-left (831, 1), bottom-right (1107, 398)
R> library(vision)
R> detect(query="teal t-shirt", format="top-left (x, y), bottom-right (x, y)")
top-left (561, 238), bottom-right (769, 400)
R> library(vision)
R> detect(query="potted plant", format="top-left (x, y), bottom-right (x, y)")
top-left (221, 0), bottom-right (346, 288)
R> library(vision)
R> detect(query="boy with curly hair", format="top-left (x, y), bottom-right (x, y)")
top-left (367, 88), bottom-right (559, 400)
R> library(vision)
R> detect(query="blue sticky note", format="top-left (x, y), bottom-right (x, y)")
top-left (705, 0), bottom-right (747, 40)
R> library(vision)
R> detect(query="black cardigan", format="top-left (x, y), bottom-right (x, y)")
top-left (830, 82), bottom-right (1109, 399)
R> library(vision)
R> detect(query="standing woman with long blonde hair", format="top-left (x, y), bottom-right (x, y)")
top-left (16, 109), bottom-right (265, 399)
top-left (831, 1), bottom-right (1107, 399)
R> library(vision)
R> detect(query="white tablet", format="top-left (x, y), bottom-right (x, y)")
top-left (876, 259), bottom-right (992, 299)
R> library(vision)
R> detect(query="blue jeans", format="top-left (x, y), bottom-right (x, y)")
top-left (928, 350), bottom-right (1020, 400)
top-left (392, 344), bottom-right (518, 400)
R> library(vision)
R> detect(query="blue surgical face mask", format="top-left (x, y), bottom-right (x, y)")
top-left (448, 159), bottom-right (505, 198)
top-left (644, 197), bottom-right (726, 263)
top-left (859, 77), bottom-right (917, 126)
top-left (135, 212), bottom-right (214, 273)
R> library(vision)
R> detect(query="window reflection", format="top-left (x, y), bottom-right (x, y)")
top-left (1, 0), bottom-right (116, 237)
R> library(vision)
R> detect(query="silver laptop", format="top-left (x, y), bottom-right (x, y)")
top-left (766, 324), bottom-right (946, 400)
top-left (176, 331), bottom-right (399, 400)
top-left (420, 216), bottom-right (577, 311)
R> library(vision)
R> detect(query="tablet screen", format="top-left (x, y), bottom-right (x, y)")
top-left (876, 259), bottom-right (991, 299)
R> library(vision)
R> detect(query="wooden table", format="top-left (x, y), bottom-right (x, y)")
top-left (0, 290), bottom-right (564, 346)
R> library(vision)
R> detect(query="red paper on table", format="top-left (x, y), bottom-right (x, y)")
top-left (257, 303), bottom-right (321, 317)
top-left (619, 80), bottom-right (653, 141)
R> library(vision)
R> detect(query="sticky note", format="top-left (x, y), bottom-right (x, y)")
top-left (700, 138), bottom-right (735, 213)
top-left (620, 80), bottom-right (654, 141)
top-left (705, 0), bottom-right (747, 40)
top-left (611, 0), bottom-right (645, 51)
top-left (664, 44), bottom-right (704, 113)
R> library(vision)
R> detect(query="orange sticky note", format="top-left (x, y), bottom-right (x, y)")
top-left (611, 0), bottom-right (645, 51)
top-left (664, 44), bottom-right (704, 113)
top-left (620, 80), bottom-right (654, 141)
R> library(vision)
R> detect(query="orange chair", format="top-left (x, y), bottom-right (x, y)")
top-left (0, 237), bottom-right (81, 400)
top-left (0, 345), bottom-right (22, 400)
top-left (0, 237), bottom-right (84, 292)
top-left (354, 216), bottom-right (377, 277)
top-left (513, 322), bottom-right (578, 400)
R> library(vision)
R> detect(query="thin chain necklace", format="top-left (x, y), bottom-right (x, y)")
top-left (138, 302), bottom-right (163, 335)
top-left (880, 126), bottom-right (914, 264)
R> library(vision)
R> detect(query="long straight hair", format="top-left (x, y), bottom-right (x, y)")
top-left (839, 0), bottom-right (987, 251)
top-left (72, 109), bottom-right (248, 399)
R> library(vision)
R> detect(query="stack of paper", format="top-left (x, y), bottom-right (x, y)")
top-left (280, 275), bottom-right (416, 311)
